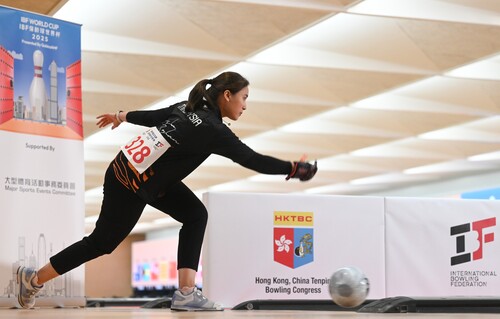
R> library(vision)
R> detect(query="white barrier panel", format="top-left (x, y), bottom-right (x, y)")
top-left (385, 197), bottom-right (500, 297)
top-left (202, 192), bottom-right (386, 308)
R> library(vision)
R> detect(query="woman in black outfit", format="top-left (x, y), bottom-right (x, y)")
top-left (16, 71), bottom-right (317, 311)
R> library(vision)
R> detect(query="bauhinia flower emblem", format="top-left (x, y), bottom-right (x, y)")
top-left (275, 234), bottom-right (292, 253)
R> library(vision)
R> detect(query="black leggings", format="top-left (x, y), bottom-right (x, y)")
top-left (50, 165), bottom-right (207, 275)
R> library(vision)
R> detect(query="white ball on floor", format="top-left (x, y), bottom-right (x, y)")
top-left (328, 266), bottom-right (370, 308)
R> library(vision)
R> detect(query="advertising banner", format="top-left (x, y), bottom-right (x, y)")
top-left (385, 197), bottom-right (500, 297)
top-left (0, 6), bottom-right (85, 307)
top-left (202, 192), bottom-right (386, 308)
top-left (131, 237), bottom-right (203, 291)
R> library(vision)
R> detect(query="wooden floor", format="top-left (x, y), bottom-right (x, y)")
top-left (1, 307), bottom-right (499, 319)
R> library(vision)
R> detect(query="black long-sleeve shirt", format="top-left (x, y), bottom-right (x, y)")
top-left (111, 101), bottom-right (292, 201)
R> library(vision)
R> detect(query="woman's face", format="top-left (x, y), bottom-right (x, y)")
top-left (219, 86), bottom-right (249, 121)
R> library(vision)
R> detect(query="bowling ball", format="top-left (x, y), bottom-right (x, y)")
top-left (328, 266), bottom-right (369, 308)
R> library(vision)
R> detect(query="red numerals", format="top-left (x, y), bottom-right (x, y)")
top-left (124, 136), bottom-right (151, 164)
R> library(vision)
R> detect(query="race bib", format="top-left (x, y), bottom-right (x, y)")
top-left (120, 127), bottom-right (170, 174)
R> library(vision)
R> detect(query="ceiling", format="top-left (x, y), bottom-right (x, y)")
top-left (2, 0), bottom-right (500, 234)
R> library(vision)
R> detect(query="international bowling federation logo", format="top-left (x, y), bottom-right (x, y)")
top-left (450, 217), bottom-right (496, 266)
top-left (274, 211), bottom-right (313, 269)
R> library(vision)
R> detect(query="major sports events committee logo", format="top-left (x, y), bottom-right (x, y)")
top-left (450, 217), bottom-right (496, 266)
top-left (274, 211), bottom-right (313, 269)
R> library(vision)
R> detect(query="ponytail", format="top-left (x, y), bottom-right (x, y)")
top-left (186, 72), bottom-right (249, 113)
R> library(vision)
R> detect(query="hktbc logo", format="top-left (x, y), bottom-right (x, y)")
top-left (274, 211), bottom-right (314, 269)
top-left (450, 217), bottom-right (496, 266)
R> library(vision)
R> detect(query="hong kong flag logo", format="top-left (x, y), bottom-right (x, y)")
top-left (273, 212), bottom-right (314, 269)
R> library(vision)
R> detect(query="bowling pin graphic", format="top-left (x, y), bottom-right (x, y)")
top-left (29, 50), bottom-right (48, 121)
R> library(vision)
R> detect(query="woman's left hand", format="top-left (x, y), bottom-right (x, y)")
top-left (96, 113), bottom-right (120, 130)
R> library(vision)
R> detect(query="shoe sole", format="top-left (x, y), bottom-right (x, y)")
top-left (16, 267), bottom-right (35, 309)
top-left (171, 306), bottom-right (224, 312)
top-left (16, 267), bottom-right (26, 309)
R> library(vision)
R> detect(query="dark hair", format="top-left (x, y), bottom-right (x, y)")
top-left (186, 71), bottom-right (249, 113)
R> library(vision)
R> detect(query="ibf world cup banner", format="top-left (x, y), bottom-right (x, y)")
top-left (0, 6), bottom-right (85, 307)
top-left (202, 192), bottom-right (386, 308)
top-left (385, 197), bottom-right (500, 297)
